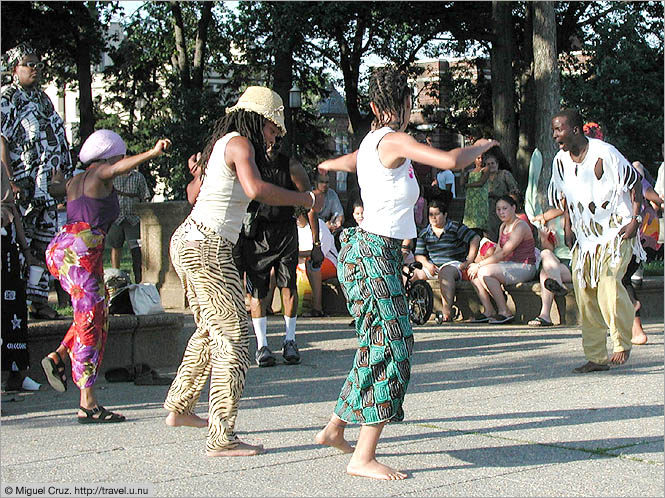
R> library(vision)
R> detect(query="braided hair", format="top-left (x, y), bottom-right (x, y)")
top-left (198, 109), bottom-right (269, 178)
top-left (368, 67), bottom-right (411, 130)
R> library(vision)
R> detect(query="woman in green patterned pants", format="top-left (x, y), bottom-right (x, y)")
top-left (314, 67), bottom-right (499, 480)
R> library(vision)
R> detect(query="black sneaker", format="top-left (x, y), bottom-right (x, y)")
top-left (282, 340), bottom-right (301, 365)
top-left (255, 346), bottom-right (276, 367)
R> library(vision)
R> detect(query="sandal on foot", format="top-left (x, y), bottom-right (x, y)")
top-left (40, 353), bottom-right (67, 393)
top-left (469, 313), bottom-right (491, 323)
top-left (78, 405), bottom-right (126, 424)
top-left (489, 314), bottom-right (514, 324)
top-left (528, 316), bottom-right (554, 327)
top-left (544, 278), bottom-right (568, 297)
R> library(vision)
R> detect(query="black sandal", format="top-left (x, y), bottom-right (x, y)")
top-left (40, 353), bottom-right (67, 393)
top-left (78, 405), bottom-right (126, 424)
top-left (544, 278), bottom-right (568, 297)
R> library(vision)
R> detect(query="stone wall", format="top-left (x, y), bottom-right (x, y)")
top-left (135, 201), bottom-right (191, 309)
top-left (320, 276), bottom-right (664, 325)
top-left (27, 313), bottom-right (184, 380)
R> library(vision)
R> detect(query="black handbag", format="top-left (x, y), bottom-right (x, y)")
top-left (242, 210), bottom-right (259, 239)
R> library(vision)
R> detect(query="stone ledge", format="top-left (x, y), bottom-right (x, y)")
top-left (321, 276), bottom-right (664, 325)
top-left (27, 312), bottom-right (184, 381)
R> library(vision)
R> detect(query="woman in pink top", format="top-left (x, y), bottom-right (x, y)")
top-left (467, 195), bottom-right (537, 324)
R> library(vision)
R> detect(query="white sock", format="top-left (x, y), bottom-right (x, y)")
top-left (252, 316), bottom-right (268, 349)
top-left (284, 315), bottom-right (297, 342)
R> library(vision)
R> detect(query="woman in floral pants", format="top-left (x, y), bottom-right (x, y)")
top-left (42, 130), bottom-right (170, 423)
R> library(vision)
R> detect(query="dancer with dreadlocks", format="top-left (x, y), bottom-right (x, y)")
top-left (163, 87), bottom-right (323, 457)
top-left (314, 67), bottom-right (498, 480)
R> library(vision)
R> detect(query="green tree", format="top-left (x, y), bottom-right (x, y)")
top-left (560, 3), bottom-right (664, 174)
top-left (1, 1), bottom-right (116, 143)
top-left (99, 1), bottom-right (234, 199)
top-left (232, 1), bottom-right (333, 175)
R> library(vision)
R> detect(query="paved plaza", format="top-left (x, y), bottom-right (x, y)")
top-left (1, 315), bottom-right (663, 497)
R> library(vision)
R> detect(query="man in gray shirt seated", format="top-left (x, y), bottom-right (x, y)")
top-left (414, 199), bottom-right (480, 322)
top-left (315, 172), bottom-right (344, 237)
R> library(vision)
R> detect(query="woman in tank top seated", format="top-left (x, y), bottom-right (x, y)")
top-left (467, 194), bottom-right (537, 324)
top-left (42, 130), bottom-right (171, 423)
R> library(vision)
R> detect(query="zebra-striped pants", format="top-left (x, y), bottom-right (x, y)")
top-left (164, 218), bottom-right (250, 452)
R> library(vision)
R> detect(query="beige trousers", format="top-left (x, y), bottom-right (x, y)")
top-left (164, 219), bottom-right (250, 452)
top-left (572, 240), bottom-right (634, 365)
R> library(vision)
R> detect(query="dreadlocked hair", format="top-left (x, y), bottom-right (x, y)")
top-left (198, 109), bottom-right (269, 179)
top-left (368, 67), bottom-right (410, 130)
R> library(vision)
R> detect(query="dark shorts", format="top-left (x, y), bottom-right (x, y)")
top-left (235, 220), bottom-right (298, 298)
top-left (107, 220), bottom-right (141, 249)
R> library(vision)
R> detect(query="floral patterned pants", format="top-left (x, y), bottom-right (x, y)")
top-left (46, 222), bottom-right (108, 389)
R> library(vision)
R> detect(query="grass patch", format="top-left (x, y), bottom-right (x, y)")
top-left (102, 245), bottom-right (134, 274)
top-left (52, 305), bottom-right (73, 317)
top-left (644, 260), bottom-right (663, 276)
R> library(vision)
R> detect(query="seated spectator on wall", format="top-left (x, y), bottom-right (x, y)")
top-left (467, 195), bottom-right (537, 324)
top-left (432, 169), bottom-right (456, 198)
top-left (527, 225), bottom-right (572, 327)
top-left (296, 207), bottom-right (338, 318)
top-left (351, 198), bottom-right (364, 227)
top-left (413, 199), bottom-right (480, 322)
top-left (315, 172), bottom-right (344, 237)
top-left (475, 237), bottom-right (496, 263)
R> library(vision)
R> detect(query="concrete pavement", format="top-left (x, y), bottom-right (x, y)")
top-left (1, 315), bottom-right (663, 497)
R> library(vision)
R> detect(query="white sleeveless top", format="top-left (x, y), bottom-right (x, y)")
top-left (189, 132), bottom-right (251, 244)
top-left (356, 127), bottom-right (420, 239)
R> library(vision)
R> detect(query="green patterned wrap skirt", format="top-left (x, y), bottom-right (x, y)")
top-left (334, 227), bottom-right (414, 425)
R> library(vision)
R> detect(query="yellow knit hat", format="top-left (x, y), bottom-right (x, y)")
top-left (226, 86), bottom-right (286, 136)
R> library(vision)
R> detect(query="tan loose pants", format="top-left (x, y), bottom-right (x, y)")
top-left (572, 240), bottom-right (634, 365)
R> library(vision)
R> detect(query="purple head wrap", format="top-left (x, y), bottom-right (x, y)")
top-left (79, 130), bottom-right (127, 164)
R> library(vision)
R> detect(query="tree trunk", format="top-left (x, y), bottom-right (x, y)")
top-left (76, 34), bottom-right (94, 143)
top-left (490, 1), bottom-right (519, 183)
top-left (533, 1), bottom-right (560, 208)
top-left (517, 3), bottom-right (536, 181)
top-left (170, 1), bottom-right (190, 88)
top-left (192, 2), bottom-right (213, 90)
top-left (273, 46), bottom-right (294, 154)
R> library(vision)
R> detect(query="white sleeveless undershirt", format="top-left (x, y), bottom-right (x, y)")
top-left (189, 132), bottom-right (251, 244)
top-left (357, 127), bottom-right (420, 240)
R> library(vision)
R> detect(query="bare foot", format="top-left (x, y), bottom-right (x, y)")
top-left (315, 427), bottom-right (354, 454)
top-left (206, 441), bottom-right (265, 457)
top-left (347, 458), bottom-right (407, 480)
top-left (632, 333), bottom-right (648, 345)
top-left (165, 412), bottom-right (207, 428)
top-left (609, 350), bottom-right (630, 365)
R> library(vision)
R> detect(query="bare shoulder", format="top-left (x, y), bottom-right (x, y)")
top-left (381, 130), bottom-right (415, 145)
top-left (225, 135), bottom-right (253, 169)
top-left (226, 134), bottom-right (251, 150)
top-left (514, 219), bottom-right (532, 236)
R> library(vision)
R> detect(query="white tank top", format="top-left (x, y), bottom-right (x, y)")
top-left (189, 132), bottom-right (251, 244)
top-left (357, 127), bottom-right (420, 239)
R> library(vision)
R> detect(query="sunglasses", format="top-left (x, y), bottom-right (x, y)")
top-left (19, 61), bottom-right (44, 69)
